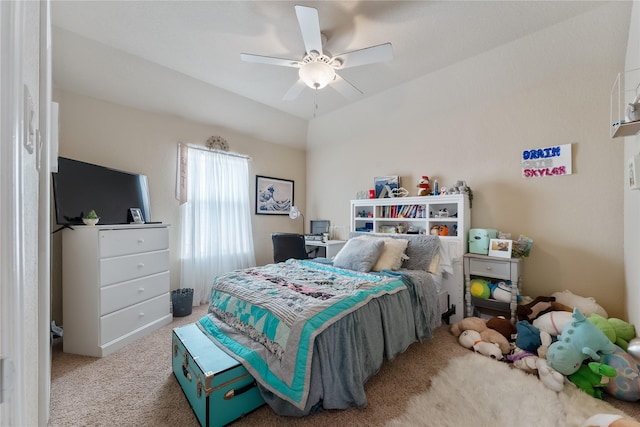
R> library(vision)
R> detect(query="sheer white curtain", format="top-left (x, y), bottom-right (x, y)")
top-left (180, 147), bottom-right (256, 305)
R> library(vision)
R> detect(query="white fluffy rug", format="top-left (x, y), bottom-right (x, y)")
top-left (387, 353), bottom-right (628, 427)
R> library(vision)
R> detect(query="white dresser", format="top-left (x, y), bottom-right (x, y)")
top-left (62, 224), bottom-right (172, 357)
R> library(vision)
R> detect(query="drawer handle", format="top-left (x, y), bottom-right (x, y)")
top-left (139, 312), bottom-right (145, 317)
top-left (485, 266), bottom-right (492, 271)
top-left (137, 263), bottom-right (144, 268)
top-left (138, 287), bottom-right (145, 293)
top-left (138, 238), bottom-right (145, 243)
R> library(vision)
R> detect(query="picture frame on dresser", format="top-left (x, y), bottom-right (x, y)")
top-left (488, 238), bottom-right (512, 258)
top-left (255, 175), bottom-right (294, 215)
top-left (129, 207), bottom-right (144, 224)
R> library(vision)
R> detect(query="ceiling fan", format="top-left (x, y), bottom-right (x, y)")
top-left (240, 5), bottom-right (393, 101)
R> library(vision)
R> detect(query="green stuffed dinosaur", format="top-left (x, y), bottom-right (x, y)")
top-left (588, 313), bottom-right (637, 351)
top-left (568, 362), bottom-right (617, 399)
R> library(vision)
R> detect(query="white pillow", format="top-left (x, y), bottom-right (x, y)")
top-left (372, 238), bottom-right (409, 271)
top-left (354, 235), bottom-right (409, 271)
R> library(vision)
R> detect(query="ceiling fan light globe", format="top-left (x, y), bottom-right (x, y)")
top-left (299, 61), bottom-right (335, 89)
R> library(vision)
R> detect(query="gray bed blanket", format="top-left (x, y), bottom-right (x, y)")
top-left (198, 261), bottom-right (440, 416)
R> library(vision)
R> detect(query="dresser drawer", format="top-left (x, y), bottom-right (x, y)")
top-left (100, 271), bottom-right (170, 315)
top-left (100, 227), bottom-right (169, 258)
top-left (100, 250), bottom-right (169, 286)
top-left (468, 258), bottom-right (511, 279)
top-left (101, 293), bottom-right (170, 345)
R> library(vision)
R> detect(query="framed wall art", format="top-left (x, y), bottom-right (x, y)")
top-left (488, 238), bottom-right (513, 258)
top-left (255, 175), bottom-right (294, 215)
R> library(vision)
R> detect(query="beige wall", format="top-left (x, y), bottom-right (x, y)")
top-left (51, 2), bottom-right (636, 323)
top-left (624, 1), bottom-right (640, 328)
top-left (306, 2), bottom-right (630, 319)
top-left (51, 90), bottom-right (306, 324)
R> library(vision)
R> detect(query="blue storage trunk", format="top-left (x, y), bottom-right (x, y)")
top-left (172, 323), bottom-right (265, 427)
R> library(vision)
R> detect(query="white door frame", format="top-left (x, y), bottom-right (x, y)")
top-left (0, 1), bottom-right (50, 425)
top-left (0, 0), bottom-right (28, 425)
top-left (38, 0), bottom-right (52, 424)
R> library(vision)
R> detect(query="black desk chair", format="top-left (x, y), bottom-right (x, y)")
top-left (271, 233), bottom-right (315, 263)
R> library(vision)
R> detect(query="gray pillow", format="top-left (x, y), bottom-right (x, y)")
top-left (333, 238), bottom-right (385, 272)
top-left (402, 235), bottom-right (440, 271)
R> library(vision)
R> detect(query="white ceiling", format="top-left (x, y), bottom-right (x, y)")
top-left (51, 1), bottom-right (608, 145)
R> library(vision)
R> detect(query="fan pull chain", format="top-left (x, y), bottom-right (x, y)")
top-left (313, 88), bottom-right (319, 118)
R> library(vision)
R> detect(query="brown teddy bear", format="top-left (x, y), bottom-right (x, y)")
top-left (486, 316), bottom-right (517, 341)
top-left (450, 317), bottom-right (511, 354)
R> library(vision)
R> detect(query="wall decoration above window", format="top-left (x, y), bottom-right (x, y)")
top-left (256, 175), bottom-right (294, 215)
top-left (206, 136), bottom-right (229, 151)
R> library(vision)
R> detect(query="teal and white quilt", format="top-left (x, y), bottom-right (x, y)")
top-left (197, 259), bottom-right (410, 410)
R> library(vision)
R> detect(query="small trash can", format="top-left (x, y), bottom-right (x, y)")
top-left (171, 288), bottom-right (194, 317)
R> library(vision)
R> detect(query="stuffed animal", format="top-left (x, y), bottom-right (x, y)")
top-left (507, 347), bottom-right (538, 373)
top-left (470, 278), bottom-right (491, 299)
top-left (568, 362), bottom-right (617, 399)
top-left (588, 313), bottom-right (636, 351)
top-left (515, 321), bottom-right (543, 353)
top-left (536, 358), bottom-right (565, 392)
top-left (516, 295), bottom-right (573, 322)
top-left (514, 321), bottom-right (553, 357)
top-left (602, 344), bottom-right (640, 402)
top-left (486, 316), bottom-right (517, 341)
top-left (450, 316), bottom-right (511, 354)
top-left (458, 329), bottom-right (503, 360)
top-left (507, 346), bottom-right (564, 392)
top-left (532, 311), bottom-right (573, 336)
top-left (551, 289), bottom-right (608, 318)
top-left (489, 281), bottom-right (521, 303)
top-left (416, 176), bottom-right (431, 197)
top-left (546, 308), bottom-right (617, 376)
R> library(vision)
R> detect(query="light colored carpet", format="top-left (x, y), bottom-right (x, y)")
top-left (387, 352), bottom-right (631, 427)
top-left (48, 304), bottom-right (640, 426)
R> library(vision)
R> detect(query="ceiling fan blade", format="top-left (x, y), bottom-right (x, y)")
top-left (333, 43), bottom-right (393, 69)
top-left (240, 53), bottom-right (300, 68)
top-left (330, 73), bottom-right (363, 100)
top-left (295, 5), bottom-right (323, 56)
top-left (283, 79), bottom-right (308, 101)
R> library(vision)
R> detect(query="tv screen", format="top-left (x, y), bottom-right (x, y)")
top-left (52, 157), bottom-right (152, 226)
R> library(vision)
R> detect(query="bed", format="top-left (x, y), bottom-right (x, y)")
top-left (196, 233), bottom-right (452, 416)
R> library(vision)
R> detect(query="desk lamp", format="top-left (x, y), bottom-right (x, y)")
top-left (289, 206), bottom-right (305, 234)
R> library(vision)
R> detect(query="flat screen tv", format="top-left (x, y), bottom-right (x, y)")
top-left (52, 157), bottom-right (152, 226)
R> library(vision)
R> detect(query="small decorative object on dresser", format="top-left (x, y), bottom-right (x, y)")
top-left (82, 209), bottom-right (99, 226)
top-left (128, 207), bottom-right (144, 224)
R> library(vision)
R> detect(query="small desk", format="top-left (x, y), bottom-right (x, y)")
top-left (305, 240), bottom-right (346, 258)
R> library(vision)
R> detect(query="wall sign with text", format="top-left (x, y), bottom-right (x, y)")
top-left (522, 143), bottom-right (572, 179)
